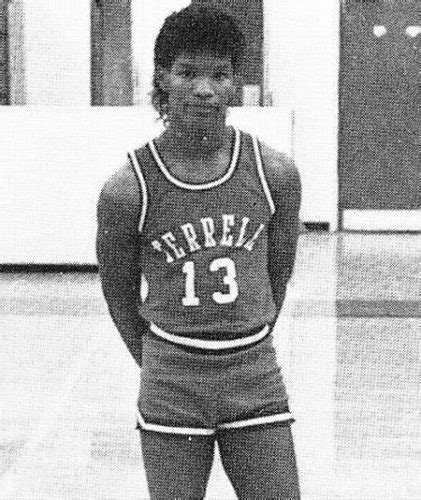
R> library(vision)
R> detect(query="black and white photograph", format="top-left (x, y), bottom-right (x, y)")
top-left (0, 0), bottom-right (419, 498)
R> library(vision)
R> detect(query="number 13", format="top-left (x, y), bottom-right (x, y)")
top-left (182, 257), bottom-right (239, 306)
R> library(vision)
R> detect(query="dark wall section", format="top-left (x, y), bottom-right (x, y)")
top-left (91, 0), bottom-right (133, 106)
top-left (192, 0), bottom-right (264, 105)
top-left (91, 0), bottom-right (104, 105)
top-left (0, 0), bottom-right (10, 105)
top-left (339, 0), bottom-right (419, 211)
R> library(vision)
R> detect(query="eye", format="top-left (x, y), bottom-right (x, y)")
top-left (179, 69), bottom-right (195, 79)
top-left (214, 72), bottom-right (229, 81)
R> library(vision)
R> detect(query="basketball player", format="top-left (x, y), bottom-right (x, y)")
top-left (97, 5), bottom-right (301, 499)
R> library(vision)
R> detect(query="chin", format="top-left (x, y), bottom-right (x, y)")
top-left (186, 113), bottom-right (226, 130)
top-left (191, 123), bottom-right (222, 140)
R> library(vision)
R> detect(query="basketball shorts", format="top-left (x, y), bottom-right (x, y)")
top-left (136, 328), bottom-right (294, 436)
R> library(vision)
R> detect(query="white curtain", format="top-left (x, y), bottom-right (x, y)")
top-left (132, 0), bottom-right (191, 106)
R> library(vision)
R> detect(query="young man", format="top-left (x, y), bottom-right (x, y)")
top-left (97, 5), bottom-right (301, 499)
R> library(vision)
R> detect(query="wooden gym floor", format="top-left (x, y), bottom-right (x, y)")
top-left (0, 232), bottom-right (419, 499)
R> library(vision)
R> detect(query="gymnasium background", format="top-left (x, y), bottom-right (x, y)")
top-left (0, 2), bottom-right (419, 498)
top-left (1, 0), bottom-right (418, 266)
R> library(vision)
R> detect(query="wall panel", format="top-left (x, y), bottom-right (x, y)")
top-left (0, 0), bottom-right (9, 104)
top-left (91, 0), bottom-right (133, 105)
top-left (339, 0), bottom-right (419, 222)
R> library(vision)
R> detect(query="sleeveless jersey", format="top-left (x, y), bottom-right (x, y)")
top-left (129, 128), bottom-right (277, 340)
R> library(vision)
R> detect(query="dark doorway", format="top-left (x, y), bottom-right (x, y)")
top-left (338, 0), bottom-right (419, 221)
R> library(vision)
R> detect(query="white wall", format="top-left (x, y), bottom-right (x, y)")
top-left (0, 107), bottom-right (160, 265)
top-left (0, 106), bottom-right (293, 264)
top-left (264, 0), bottom-right (339, 228)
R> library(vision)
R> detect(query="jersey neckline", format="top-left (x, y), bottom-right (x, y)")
top-left (148, 128), bottom-right (241, 191)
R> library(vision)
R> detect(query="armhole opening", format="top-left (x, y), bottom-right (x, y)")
top-left (252, 136), bottom-right (275, 215)
top-left (127, 150), bottom-right (148, 233)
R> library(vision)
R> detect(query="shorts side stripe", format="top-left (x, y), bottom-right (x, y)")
top-left (218, 412), bottom-right (294, 430)
top-left (137, 410), bottom-right (215, 436)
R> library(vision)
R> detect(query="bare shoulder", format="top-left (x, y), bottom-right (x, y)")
top-left (259, 141), bottom-right (300, 193)
top-left (100, 161), bottom-right (139, 204)
top-left (97, 161), bottom-right (141, 228)
top-left (258, 140), bottom-right (301, 216)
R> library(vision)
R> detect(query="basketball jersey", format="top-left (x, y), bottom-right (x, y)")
top-left (128, 128), bottom-right (277, 340)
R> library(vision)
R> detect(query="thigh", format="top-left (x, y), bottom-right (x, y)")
top-left (217, 424), bottom-right (300, 499)
top-left (218, 334), bottom-right (291, 427)
top-left (138, 333), bottom-right (217, 430)
top-left (140, 430), bottom-right (215, 500)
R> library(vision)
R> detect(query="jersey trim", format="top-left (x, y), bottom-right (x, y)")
top-left (128, 150), bottom-right (148, 233)
top-left (147, 128), bottom-right (241, 191)
top-left (252, 135), bottom-right (276, 215)
top-left (150, 323), bottom-right (269, 350)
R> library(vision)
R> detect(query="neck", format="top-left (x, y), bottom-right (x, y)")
top-left (163, 120), bottom-right (228, 159)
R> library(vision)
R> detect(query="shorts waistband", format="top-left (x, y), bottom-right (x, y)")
top-left (149, 323), bottom-right (270, 351)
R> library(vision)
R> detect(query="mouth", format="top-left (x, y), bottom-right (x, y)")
top-left (186, 104), bottom-right (219, 112)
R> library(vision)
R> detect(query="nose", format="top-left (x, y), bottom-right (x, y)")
top-left (193, 77), bottom-right (215, 98)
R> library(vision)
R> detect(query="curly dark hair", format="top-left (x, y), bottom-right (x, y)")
top-left (151, 5), bottom-right (245, 122)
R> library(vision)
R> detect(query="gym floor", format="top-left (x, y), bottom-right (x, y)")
top-left (0, 232), bottom-right (419, 499)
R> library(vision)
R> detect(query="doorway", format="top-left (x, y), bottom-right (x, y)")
top-left (338, 0), bottom-right (419, 230)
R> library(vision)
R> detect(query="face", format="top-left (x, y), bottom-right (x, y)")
top-left (161, 50), bottom-right (236, 131)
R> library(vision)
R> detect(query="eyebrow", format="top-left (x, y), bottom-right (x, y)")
top-left (175, 61), bottom-right (232, 71)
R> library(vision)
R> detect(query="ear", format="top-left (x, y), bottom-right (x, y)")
top-left (233, 74), bottom-right (243, 91)
top-left (226, 75), bottom-right (241, 106)
top-left (155, 65), bottom-right (170, 92)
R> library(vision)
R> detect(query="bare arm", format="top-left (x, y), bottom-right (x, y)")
top-left (262, 143), bottom-right (302, 321)
top-left (96, 163), bottom-right (149, 367)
